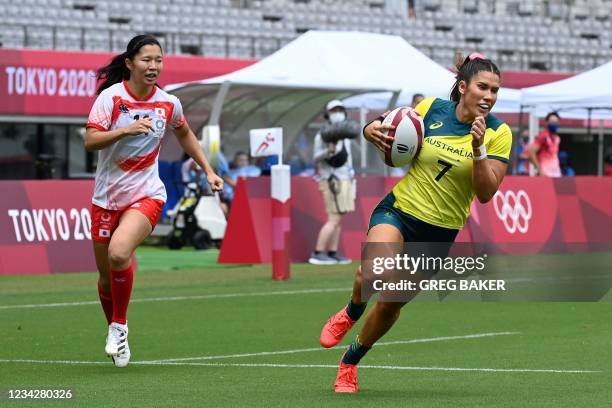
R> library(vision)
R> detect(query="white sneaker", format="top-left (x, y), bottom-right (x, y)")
top-left (308, 252), bottom-right (338, 265)
top-left (105, 322), bottom-right (128, 356)
top-left (111, 339), bottom-right (131, 368)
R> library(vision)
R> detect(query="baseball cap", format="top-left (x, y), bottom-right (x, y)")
top-left (325, 99), bottom-right (345, 112)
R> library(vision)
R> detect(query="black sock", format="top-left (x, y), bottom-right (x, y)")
top-left (314, 250), bottom-right (322, 255)
top-left (342, 337), bottom-right (371, 365)
top-left (328, 251), bottom-right (337, 257)
top-left (345, 300), bottom-right (366, 321)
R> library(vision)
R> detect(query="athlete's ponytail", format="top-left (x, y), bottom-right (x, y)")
top-left (96, 34), bottom-right (162, 95)
top-left (450, 52), bottom-right (500, 102)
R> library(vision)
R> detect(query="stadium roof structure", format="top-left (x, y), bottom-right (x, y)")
top-left (521, 60), bottom-right (612, 119)
top-left (165, 30), bottom-right (521, 155)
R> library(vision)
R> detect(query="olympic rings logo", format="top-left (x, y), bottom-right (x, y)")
top-left (493, 190), bottom-right (532, 234)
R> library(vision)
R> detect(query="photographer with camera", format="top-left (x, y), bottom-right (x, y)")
top-left (309, 100), bottom-right (359, 265)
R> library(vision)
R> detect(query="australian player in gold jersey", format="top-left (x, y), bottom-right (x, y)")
top-left (318, 53), bottom-right (512, 393)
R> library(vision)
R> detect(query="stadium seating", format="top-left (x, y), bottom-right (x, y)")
top-left (1, 0), bottom-right (611, 73)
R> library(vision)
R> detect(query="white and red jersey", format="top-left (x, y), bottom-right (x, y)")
top-left (86, 81), bottom-right (186, 210)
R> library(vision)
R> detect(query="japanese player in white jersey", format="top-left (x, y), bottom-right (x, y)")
top-left (85, 35), bottom-right (223, 368)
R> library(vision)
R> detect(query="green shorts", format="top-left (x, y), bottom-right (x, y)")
top-left (368, 192), bottom-right (459, 243)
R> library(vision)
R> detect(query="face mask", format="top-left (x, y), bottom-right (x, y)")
top-left (328, 111), bottom-right (346, 124)
top-left (547, 123), bottom-right (559, 133)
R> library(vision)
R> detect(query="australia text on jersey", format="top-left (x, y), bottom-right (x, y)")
top-left (425, 137), bottom-right (474, 159)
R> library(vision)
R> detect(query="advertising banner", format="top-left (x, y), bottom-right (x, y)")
top-left (1, 177), bottom-right (610, 274)
top-left (220, 177), bottom-right (612, 263)
top-left (0, 49), bottom-right (254, 116)
top-left (0, 180), bottom-right (95, 274)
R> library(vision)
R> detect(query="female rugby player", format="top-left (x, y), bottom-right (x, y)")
top-left (319, 53), bottom-right (512, 392)
top-left (85, 35), bottom-right (223, 368)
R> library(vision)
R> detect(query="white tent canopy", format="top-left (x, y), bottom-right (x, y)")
top-left (521, 59), bottom-right (612, 119)
top-left (166, 30), bottom-right (458, 97)
top-left (164, 31), bottom-right (520, 162)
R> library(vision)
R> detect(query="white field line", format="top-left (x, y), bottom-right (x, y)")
top-left (0, 287), bottom-right (350, 310)
top-left (0, 359), bottom-right (598, 374)
top-left (139, 362), bottom-right (601, 374)
top-left (143, 332), bottom-right (520, 363)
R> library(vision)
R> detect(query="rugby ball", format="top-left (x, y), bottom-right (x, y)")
top-left (379, 107), bottom-right (424, 167)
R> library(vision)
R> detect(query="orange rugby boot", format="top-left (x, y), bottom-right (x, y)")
top-left (320, 306), bottom-right (355, 348)
top-left (334, 358), bottom-right (359, 393)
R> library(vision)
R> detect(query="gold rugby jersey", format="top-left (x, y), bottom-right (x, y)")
top-left (392, 97), bottom-right (512, 230)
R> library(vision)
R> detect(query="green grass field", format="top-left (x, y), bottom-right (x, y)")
top-left (1, 247), bottom-right (611, 407)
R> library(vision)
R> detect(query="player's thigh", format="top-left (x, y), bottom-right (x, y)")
top-left (367, 223), bottom-right (403, 244)
top-left (109, 210), bottom-right (153, 258)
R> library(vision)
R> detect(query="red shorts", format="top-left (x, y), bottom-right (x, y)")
top-left (91, 197), bottom-right (164, 243)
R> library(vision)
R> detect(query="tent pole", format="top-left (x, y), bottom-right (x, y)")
top-left (359, 105), bottom-right (368, 173)
top-left (528, 106), bottom-right (538, 176)
top-left (386, 91), bottom-right (400, 112)
top-left (598, 118), bottom-right (604, 176)
top-left (516, 104), bottom-right (524, 175)
top-left (587, 108), bottom-right (592, 174)
top-left (209, 81), bottom-right (232, 126)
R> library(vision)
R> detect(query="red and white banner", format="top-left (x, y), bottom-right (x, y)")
top-left (0, 180), bottom-right (95, 275)
top-left (219, 176), bottom-right (612, 263)
top-left (1, 177), bottom-right (611, 274)
top-left (0, 49), bottom-right (254, 116)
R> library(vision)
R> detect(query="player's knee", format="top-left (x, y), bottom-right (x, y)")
top-left (376, 302), bottom-right (402, 320)
top-left (108, 245), bottom-right (131, 269)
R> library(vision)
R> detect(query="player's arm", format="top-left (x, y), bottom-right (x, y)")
top-left (470, 116), bottom-right (507, 203)
top-left (84, 118), bottom-right (153, 151)
top-left (472, 159), bottom-right (507, 203)
top-left (174, 122), bottom-right (223, 192)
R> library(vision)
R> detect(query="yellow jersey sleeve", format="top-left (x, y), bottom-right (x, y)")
top-left (414, 97), bottom-right (436, 118)
top-left (486, 122), bottom-right (512, 163)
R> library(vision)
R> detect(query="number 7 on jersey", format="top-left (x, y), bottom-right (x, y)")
top-left (435, 160), bottom-right (453, 181)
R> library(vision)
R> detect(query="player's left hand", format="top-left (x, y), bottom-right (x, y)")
top-left (207, 173), bottom-right (224, 192)
top-left (470, 116), bottom-right (486, 147)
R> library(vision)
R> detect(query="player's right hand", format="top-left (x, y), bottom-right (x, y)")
top-left (124, 118), bottom-right (154, 136)
top-left (363, 111), bottom-right (395, 151)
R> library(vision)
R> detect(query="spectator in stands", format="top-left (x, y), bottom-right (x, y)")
top-left (180, 153), bottom-right (198, 189)
top-left (85, 35), bottom-right (223, 369)
top-left (181, 153), bottom-right (229, 215)
top-left (558, 151), bottom-right (575, 176)
top-left (259, 154), bottom-right (278, 176)
top-left (604, 148), bottom-right (612, 176)
top-left (411, 93), bottom-right (425, 108)
top-left (528, 112), bottom-right (561, 177)
top-left (309, 99), bottom-right (355, 265)
top-left (222, 151), bottom-right (261, 203)
top-left (515, 129), bottom-right (531, 175)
